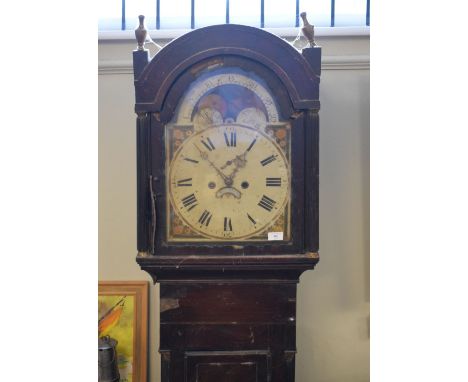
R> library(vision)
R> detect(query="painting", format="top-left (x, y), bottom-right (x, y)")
top-left (98, 281), bottom-right (148, 382)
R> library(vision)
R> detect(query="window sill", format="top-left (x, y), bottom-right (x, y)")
top-left (98, 26), bottom-right (369, 41)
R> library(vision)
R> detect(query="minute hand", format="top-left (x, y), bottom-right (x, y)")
top-left (194, 144), bottom-right (233, 186)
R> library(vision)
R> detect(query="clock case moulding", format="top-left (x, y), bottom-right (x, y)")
top-left (132, 24), bottom-right (321, 282)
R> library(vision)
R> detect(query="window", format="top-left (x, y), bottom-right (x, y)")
top-left (98, 0), bottom-right (370, 31)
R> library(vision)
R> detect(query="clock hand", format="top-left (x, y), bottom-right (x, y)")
top-left (220, 159), bottom-right (233, 170)
top-left (221, 148), bottom-right (250, 170)
top-left (194, 144), bottom-right (233, 186)
top-left (227, 152), bottom-right (248, 181)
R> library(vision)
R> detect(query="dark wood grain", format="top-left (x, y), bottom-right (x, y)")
top-left (137, 253), bottom-right (318, 283)
top-left (302, 47), bottom-right (322, 78)
top-left (159, 282), bottom-right (297, 382)
top-left (305, 110), bottom-right (320, 253)
top-left (160, 283), bottom-right (296, 323)
top-left (136, 113), bottom-right (151, 252)
top-left (132, 49), bottom-right (150, 80)
top-left (185, 351), bottom-right (270, 382)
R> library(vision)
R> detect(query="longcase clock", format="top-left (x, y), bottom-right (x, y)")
top-left (132, 20), bottom-right (321, 382)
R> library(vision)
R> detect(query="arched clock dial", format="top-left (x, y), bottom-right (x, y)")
top-left (168, 124), bottom-right (290, 240)
top-left (166, 67), bottom-right (291, 242)
top-left (236, 107), bottom-right (267, 130)
top-left (176, 72), bottom-right (279, 124)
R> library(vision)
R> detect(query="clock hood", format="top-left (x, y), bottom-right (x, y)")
top-left (133, 24), bottom-right (320, 113)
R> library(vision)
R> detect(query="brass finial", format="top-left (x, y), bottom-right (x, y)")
top-left (135, 15), bottom-right (148, 51)
top-left (300, 12), bottom-right (317, 47)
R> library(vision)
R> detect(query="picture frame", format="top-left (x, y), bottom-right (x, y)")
top-left (98, 281), bottom-right (148, 382)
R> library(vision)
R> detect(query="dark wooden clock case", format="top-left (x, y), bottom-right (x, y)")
top-left (132, 24), bottom-right (321, 382)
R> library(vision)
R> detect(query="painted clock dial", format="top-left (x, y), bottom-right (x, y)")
top-left (169, 123), bottom-right (289, 240)
top-left (165, 68), bottom-right (292, 242)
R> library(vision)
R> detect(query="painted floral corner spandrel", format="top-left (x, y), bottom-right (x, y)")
top-left (167, 124), bottom-right (200, 239)
top-left (98, 295), bottom-right (135, 382)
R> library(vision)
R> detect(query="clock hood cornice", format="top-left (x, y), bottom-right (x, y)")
top-left (133, 24), bottom-right (320, 113)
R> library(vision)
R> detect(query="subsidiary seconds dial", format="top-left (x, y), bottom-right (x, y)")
top-left (168, 124), bottom-right (290, 240)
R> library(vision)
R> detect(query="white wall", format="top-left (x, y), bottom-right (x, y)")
top-left (99, 32), bottom-right (369, 382)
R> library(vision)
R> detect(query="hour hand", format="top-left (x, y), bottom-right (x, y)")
top-left (221, 151), bottom-right (247, 170)
top-left (226, 152), bottom-right (248, 181)
top-left (234, 152), bottom-right (247, 167)
top-left (221, 159), bottom-right (234, 170)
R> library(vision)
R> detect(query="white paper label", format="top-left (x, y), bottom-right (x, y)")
top-left (268, 232), bottom-right (284, 241)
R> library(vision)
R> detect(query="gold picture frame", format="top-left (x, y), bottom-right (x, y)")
top-left (98, 281), bottom-right (148, 382)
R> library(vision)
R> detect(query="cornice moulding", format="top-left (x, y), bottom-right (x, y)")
top-left (98, 55), bottom-right (369, 75)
